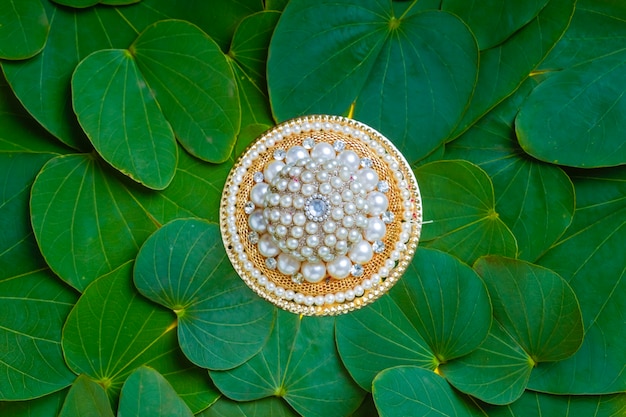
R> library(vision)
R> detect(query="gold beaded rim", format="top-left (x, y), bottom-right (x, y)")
top-left (219, 115), bottom-right (422, 316)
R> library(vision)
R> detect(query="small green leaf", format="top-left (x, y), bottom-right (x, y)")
top-left (199, 396), bottom-right (299, 417)
top-left (157, 363), bottom-right (219, 414)
top-left (441, 321), bottom-right (533, 405)
top-left (373, 366), bottom-right (483, 417)
top-left (474, 256), bottom-right (584, 363)
top-left (0, 0), bottom-right (49, 60)
top-left (117, 367), bottom-right (193, 417)
top-left (132, 20), bottom-right (240, 163)
top-left (133, 218), bottom-right (275, 370)
top-left (414, 160), bottom-right (518, 264)
top-left (58, 375), bottom-right (114, 417)
top-left (51, 0), bottom-right (99, 8)
top-left (72, 49), bottom-right (178, 190)
top-left (516, 51), bottom-right (626, 168)
top-left (210, 311), bottom-right (365, 417)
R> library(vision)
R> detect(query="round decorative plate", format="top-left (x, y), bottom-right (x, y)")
top-left (220, 115), bottom-right (422, 315)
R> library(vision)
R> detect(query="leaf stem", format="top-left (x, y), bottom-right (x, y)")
top-left (397, 0), bottom-right (419, 21)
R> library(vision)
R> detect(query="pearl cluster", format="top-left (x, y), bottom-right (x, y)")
top-left (220, 116), bottom-right (422, 315)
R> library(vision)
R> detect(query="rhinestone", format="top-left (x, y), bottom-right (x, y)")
top-left (244, 202), bottom-right (255, 214)
top-left (302, 137), bottom-right (315, 149)
top-left (360, 157), bottom-right (372, 168)
top-left (292, 272), bottom-right (304, 284)
top-left (265, 257), bottom-right (277, 270)
top-left (273, 149), bottom-right (286, 160)
top-left (248, 231), bottom-right (259, 244)
top-left (253, 172), bottom-right (264, 183)
top-left (305, 194), bottom-right (330, 222)
top-left (333, 140), bottom-right (346, 152)
top-left (377, 180), bottom-right (389, 193)
top-left (351, 264), bottom-right (364, 277)
top-left (372, 240), bottom-right (385, 253)
top-left (382, 210), bottom-right (394, 224)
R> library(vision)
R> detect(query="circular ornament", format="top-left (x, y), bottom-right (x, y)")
top-left (220, 115), bottom-right (422, 315)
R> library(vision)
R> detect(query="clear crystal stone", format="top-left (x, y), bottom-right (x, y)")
top-left (302, 137), bottom-right (315, 149)
top-left (382, 210), bottom-right (394, 224)
top-left (265, 257), bottom-right (277, 270)
top-left (377, 180), bottom-right (389, 193)
top-left (248, 231), bottom-right (259, 244)
top-left (360, 157), bottom-right (372, 168)
top-left (351, 264), bottom-right (364, 277)
top-left (273, 149), bottom-right (286, 160)
top-left (292, 272), bottom-right (304, 284)
top-left (333, 140), bottom-right (346, 152)
top-left (253, 172), bottom-right (264, 183)
top-left (372, 240), bottom-right (385, 253)
top-left (305, 194), bottom-right (330, 221)
top-left (244, 201), bottom-right (255, 214)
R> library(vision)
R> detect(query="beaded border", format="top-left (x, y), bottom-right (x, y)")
top-left (219, 115), bottom-right (422, 315)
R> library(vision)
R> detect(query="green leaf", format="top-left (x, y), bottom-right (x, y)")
top-left (199, 396), bottom-right (298, 417)
top-left (0, 388), bottom-right (67, 417)
top-left (516, 51), bottom-right (626, 168)
top-left (133, 218), bottom-right (275, 370)
top-left (414, 160), bottom-right (518, 264)
top-left (58, 375), bottom-right (114, 417)
top-left (0, 0), bottom-right (49, 60)
top-left (131, 19), bottom-right (240, 163)
top-left (372, 366), bottom-right (483, 417)
top-left (0, 269), bottom-right (77, 400)
top-left (441, 321), bottom-right (533, 405)
top-left (51, 0), bottom-right (99, 8)
top-left (530, 167), bottom-right (626, 394)
top-left (117, 367), bottom-right (193, 417)
top-left (61, 262), bottom-right (187, 403)
top-left (72, 49), bottom-right (178, 189)
top-left (444, 79), bottom-right (575, 261)
top-left (452, 0), bottom-right (575, 137)
top-left (442, 0), bottom-right (549, 50)
top-left (210, 311), bottom-right (365, 417)
top-left (474, 256), bottom-right (584, 363)
top-left (156, 363), bottom-right (219, 414)
top-left (268, 0), bottom-right (478, 162)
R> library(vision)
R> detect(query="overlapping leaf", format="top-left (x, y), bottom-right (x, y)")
top-left (530, 167), bottom-right (626, 394)
top-left (444, 79), bottom-right (575, 261)
top-left (414, 160), bottom-right (518, 263)
top-left (58, 375), bottom-right (114, 417)
top-left (268, 0), bottom-right (478, 162)
top-left (210, 310), bottom-right (365, 417)
top-left (133, 218), bottom-right (275, 370)
top-left (0, 388), bottom-right (67, 416)
top-left (0, 0), bottom-right (49, 60)
top-left (200, 397), bottom-right (298, 417)
top-left (52, 0), bottom-right (139, 8)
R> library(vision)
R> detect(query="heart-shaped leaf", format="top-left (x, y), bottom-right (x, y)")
top-left (474, 256), bottom-right (584, 363)
top-left (373, 366), bottom-right (483, 417)
top-left (516, 50), bottom-right (626, 168)
top-left (210, 310), bottom-right (365, 417)
top-left (117, 367), bottom-right (193, 417)
top-left (58, 375), bottom-right (114, 417)
top-left (199, 396), bottom-right (299, 417)
top-left (268, 0), bottom-right (478, 162)
top-left (530, 167), bottom-right (626, 394)
top-left (414, 160), bottom-right (518, 264)
top-left (0, 388), bottom-right (67, 416)
top-left (133, 218), bottom-right (275, 370)
top-left (0, 0), bottom-right (49, 60)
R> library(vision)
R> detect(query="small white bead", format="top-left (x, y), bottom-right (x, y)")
top-left (324, 294), bottom-right (335, 304)
top-left (294, 293), bottom-right (305, 303)
top-left (335, 292), bottom-right (345, 303)
top-left (304, 295), bottom-right (315, 306)
top-left (327, 256), bottom-right (352, 279)
top-left (311, 142), bottom-right (335, 160)
top-left (314, 296), bottom-right (325, 306)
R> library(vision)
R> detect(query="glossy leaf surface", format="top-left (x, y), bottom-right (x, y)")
top-left (414, 160), bottom-right (518, 263)
top-left (0, 0), bottom-right (49, 60)
top-left (134, 218), bottom-right (275, 370)
top-left (200, 397), bottom-right (298, 417)
top-left (58, 375), bottom-right (114, 417)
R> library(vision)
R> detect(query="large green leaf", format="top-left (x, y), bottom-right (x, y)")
top-left (71, 49), bottom-right (177, 190)
top-left (52, 0), bottom-right (140, 7)
top-left (0, 0), bottom-right (49, 60)
top-left (0, 388), bottom-right (67, 417)
top-left (199, 397), bottom-right (298, 417)
top-left (516, 51), bottom-right (626, 168)
top-left (0, 269), bottom-right (77, 400)
top-left (441, 321), bottom-right (533, 405)
top-left (452, 0), bottom-right (575, 137)
top-left (58, 375), bottom-right (114, 417)
top-left (474, 256), bottom-right (584, 363)
top-left (133, 218), bottom-right (275, 370)
top-left (372, 366), bottom-right (483, 417)
top-left (414, 160), bottom-right (518, 264)
top-left (131, 19), bottom-right (240, 163)
top-left (268, 0), bottom-right (478, 162)
top-left (442, 0), bottom-right (549, 50)
top-left (530, 167), bottom-right (626, 394)
top-left (444, 79), bottom-right (575, 261)
top-left (117, 367), bottom-right (193, 417)
top-left (156, 362), bottom-right (219, 414)
top-left (210, 311), bottom-right (365, 417)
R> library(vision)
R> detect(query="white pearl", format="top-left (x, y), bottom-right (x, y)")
top-left (330, 177), bottom-right (343, 189)
top-left (279, 195), bottom-right (292, 208)
top-left (302, 184), bottom-right (315, 196)
top-left (345, 290), bottom-right (355, 301)
top-left (267, 193), bottom-right (280, 206)
top-left (342, 215), bottom-right (355, 228)
top-left (331, 207), bottom-right (344, 221)
top-left (365, 217), bottom-right (386, 241)
top-left (323, 220), bottom-right (337, 233)
top-left (305, 222), bottom-right (319, 234)
top-left (311, 142), bottom-right (335, 160)
top-left (337, 150), bottom-right (360, 171)
top-left (336, 227), bottom-right (348, 240)
top-left (354, 285), bottom-right (364, 296)
top-left (280, 212), bottom-right (292, 225)
top-left (275, 287), bottom-right (285, 297)
top-left (348, 229), bottom-right (362, 242)
top-left (335, 292), bottom-right (345, 303)
top-left (301, 170), bottom-right (314, 183)
top-left (341, 189), bottom-right (354, 201)
top-left (291, 226), bottom-right (304, 238)
top-left (286, 146), bottom-right (309, 164)
top-left (315, 295), bottom-right (325, 306)
top-left (357, 168), bottom-right (379, 191)
top-left (288, 180), bottom-right (301, 192)
top-left (335, 240), bottom-right (348, 254)
top-left (302, 261), bottom-right (326, 283)
top-left (277, 253), bottom-right (300, 275)
top-left (318, 246), bottom-right (330, 258)
top-left (349, 181), bottom-right (362, 194)
top-left (264, 161), bottom-right (284, 183)
top-left (285, 289), bottom-right (295, 300)
top-left (250, 183), bottom-right (268, 206)
top-left (349, 240), bottom-right (373, 263)
top-left (306, 235), bottom-right (320, 247)
top-left (275, 225), bottom-right (287, 237)
top-left (367, 191), bottom-right (388, 215)
top-left (344, 202), bottom-right (356, 215)
top-left (293, 196), bottom-right (305, 209)
top-left (293, 212), bottom-right (307, 226)
top-left (319, 183), bottom-right (332, 195)
top-left (258, 234), bottom-right (279, 257)
top-left (327, 256), bottom-right (352, 279)
top-left (286, 238), bottom-right (299, 250)
top-left (330, 193), bottom-right (343, 205)
top-left (316, 170), bottom-right (329, 182)
top-left (324, 234), bottom-right (337, 247)
top-left (248, 210), bottom-right (267, 232)
top-left (305, 295), bottom-right (315, 306)
top-left (324, 294), bottom-right (335, 304)
top-left (294, 293), bottom-right (305, 303)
